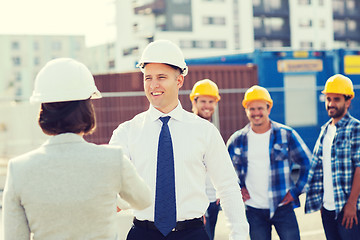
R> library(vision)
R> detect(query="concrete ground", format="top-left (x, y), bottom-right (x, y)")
top-left (214, 195), bottom-right (326, 240)
top-left (0, 195), bottom-right (326, 240)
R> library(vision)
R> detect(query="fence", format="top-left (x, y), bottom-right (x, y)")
top-left (85, 65), bottom-right (258, 144)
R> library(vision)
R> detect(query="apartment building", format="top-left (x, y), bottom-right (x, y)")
top-left (99, 0), bottom-right (359, 73)
top-left (0, 35), bottom-right (85, 101)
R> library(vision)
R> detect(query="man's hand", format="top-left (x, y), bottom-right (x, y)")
top-left (241, 187), bottom-right (250, 202)
top-left (280, 191), bottom-right (294, 206)
top-left (341, 202), bottom-right (358, 229)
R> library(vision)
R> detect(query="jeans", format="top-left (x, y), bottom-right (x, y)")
top-left (245, 204), bottom-right (300, 240)
top-left (205, 201), bottom-right (220, 240)
top-left (321, 207), bottom-right (360, 240)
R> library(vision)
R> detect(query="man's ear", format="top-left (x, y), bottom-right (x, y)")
top-left (345, 98), bottom-right (352, 109)
top-left (177, 74), bottom-right (184, 89)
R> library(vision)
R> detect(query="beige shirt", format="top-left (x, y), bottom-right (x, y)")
top-left (2, 133), bottom-right (151, 240)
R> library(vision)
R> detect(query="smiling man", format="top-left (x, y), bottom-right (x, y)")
top-left (190, 79), bottom-right (221, 240)
top-left (227, 85), bottom-right (311, 240)
top-left (110, 40), bottom-right (248, 240)
top-left (305, 74), bottom-right (360, 240)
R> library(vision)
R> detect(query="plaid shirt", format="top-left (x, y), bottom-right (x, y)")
top-left (305, 113), bottom-right (360, 217)
top-left (227, 120), bottom-right (311, 217)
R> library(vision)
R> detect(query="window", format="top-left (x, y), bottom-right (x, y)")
top-left (284, 74), bottom-right (317, 127)
top-left (11, 41), bottom-right (20, 50)
top-left (34, 57), bottom-right (40, 66)
top-left (179, 40), bottom-right (193, 48)
top-left (108, 60), bottom-right (115, 69)
top-left (347, 20), bottom-right (357, 32)
top-left (33, 41), bottom-right (39, 50)
top-left (319, 19), bottom-right (326, 28)
top-left (172, 14), bottom-right (191, 29)
top-left (334, 20), bottom-right (346, 35)
top-left (15, 72), bottom-right (22, 82)
top-left (300, 41), bottom-right (313, 48)
top-left (123, 46), bottom-right (139, 56)
top-left (52, 41), bottom-right (62, 51)
top-left (347, 0), bottom-right (356, 10)
top-left (173, 0), bottom-right (190, 3)
top-left (253, 17), bottom-right (262, 28)
top-left (333, 0), bottom-right (345, 14)
top-left (12, 57), bottom-right (21, 66)
top-left (298, 0), bottom-right (311, 5)
top-left (210, 40), bottom-right (226, 48)
top-left (299, 19), bottom-right (312, 28)
top-left (203, 16), bottom-right (226, 25)
top-left (253, 0), bottom-right (261, 6)
top-left (264, 17), bottom-right (284, 31)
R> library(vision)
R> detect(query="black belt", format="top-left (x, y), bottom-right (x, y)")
top-left (133, 217), bottom-right (204, 232)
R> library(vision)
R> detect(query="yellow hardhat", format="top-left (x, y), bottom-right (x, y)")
top-left (189, 79), bottom-right (221, 102)
top-left (242, 85), bottom-right (273, 108)
top-left (322, 74), bottom-right (355, 99)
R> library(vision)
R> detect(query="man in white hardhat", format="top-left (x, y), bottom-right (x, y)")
top-left (2, 58), bottom-right (151, 239)
top-left (110, 40), bottom-right (248, 240)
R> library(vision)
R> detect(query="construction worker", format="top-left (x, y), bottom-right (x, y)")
top-left (305, 74), bottom-right (360, 240)
top-left (190, 79), bottom-right (221, 240)
top-left (110, 39), bottom-right (248, 240)
top-left (227, 85), bottom-right (311, 240)
top-left (2, 58), bottom-right (151, 240)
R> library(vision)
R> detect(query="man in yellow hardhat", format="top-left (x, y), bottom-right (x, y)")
top-left (227, 85), bottom-right (311, 240)
top-left (190, 79), bottom-right (221, 240)
top-left (305, 74), bottom-right (360, 239)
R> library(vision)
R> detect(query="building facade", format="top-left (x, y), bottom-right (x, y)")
top-left (0, 35), bottom-right (85, 101)
top-left (106, 0), bottom-right (360, 73)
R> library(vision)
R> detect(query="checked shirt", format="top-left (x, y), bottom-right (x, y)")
top-left (227, 120), bottom-right (311, 217)
top-left (305, 113), bottom-right (360, 218)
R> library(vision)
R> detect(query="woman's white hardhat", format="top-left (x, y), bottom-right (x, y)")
top-left (30, 58), bottom-right (102, 103)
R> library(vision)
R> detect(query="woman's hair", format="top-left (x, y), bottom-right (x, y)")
top-left (38, 99), bottom-right (96, 135)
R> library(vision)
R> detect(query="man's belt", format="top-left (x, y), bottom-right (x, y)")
top-left (133, 217), bottom-right (204, 232)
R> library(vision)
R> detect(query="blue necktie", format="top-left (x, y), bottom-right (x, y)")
top-left (154, 116), bottom-right (176, 236)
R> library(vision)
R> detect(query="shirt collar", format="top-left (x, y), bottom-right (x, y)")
top-left (147, 101), bottom-right (184, 122)
top-left (335, 112), bottom-right (351, 128)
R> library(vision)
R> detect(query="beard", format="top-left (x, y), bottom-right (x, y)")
top-left (327, 105), bottom-right (346, 119)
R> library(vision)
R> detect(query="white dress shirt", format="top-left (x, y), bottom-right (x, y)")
top-left (110, 102), bottom-right (249, 240)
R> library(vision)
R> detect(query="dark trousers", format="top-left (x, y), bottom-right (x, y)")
top-left (245, 204), bottom-right (300, 240)
top-left (321, 207), bottom-right (360, 240)
top-left (205, 201), bottom-right (220, 240)
top-left (126, 222), bottom-right (209, 240)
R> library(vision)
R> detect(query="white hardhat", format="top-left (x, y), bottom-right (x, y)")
top-left (137, 39), bottom-right (188, 76)
top-left (30, 58), bottom-right (102, 103)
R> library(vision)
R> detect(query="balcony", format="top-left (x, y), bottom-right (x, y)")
top-left (253, 6), bottom-right (289, 18)
top-left (333, 8), bottom-right (360, 20)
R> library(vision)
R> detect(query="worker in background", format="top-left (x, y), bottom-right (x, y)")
top-left (227, 85), bottom-right (311, 240)
top-left (190, 79), bottom-right (221, 240)
top-left (110, 39), bottom-right (249, 240)
top-left (305, 74), bottom-right (360, 240)
top-left (2, 58), bottom-right (151, 240)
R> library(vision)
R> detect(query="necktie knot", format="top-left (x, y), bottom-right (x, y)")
top-left (160, 116), bottom-right (171, 125)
